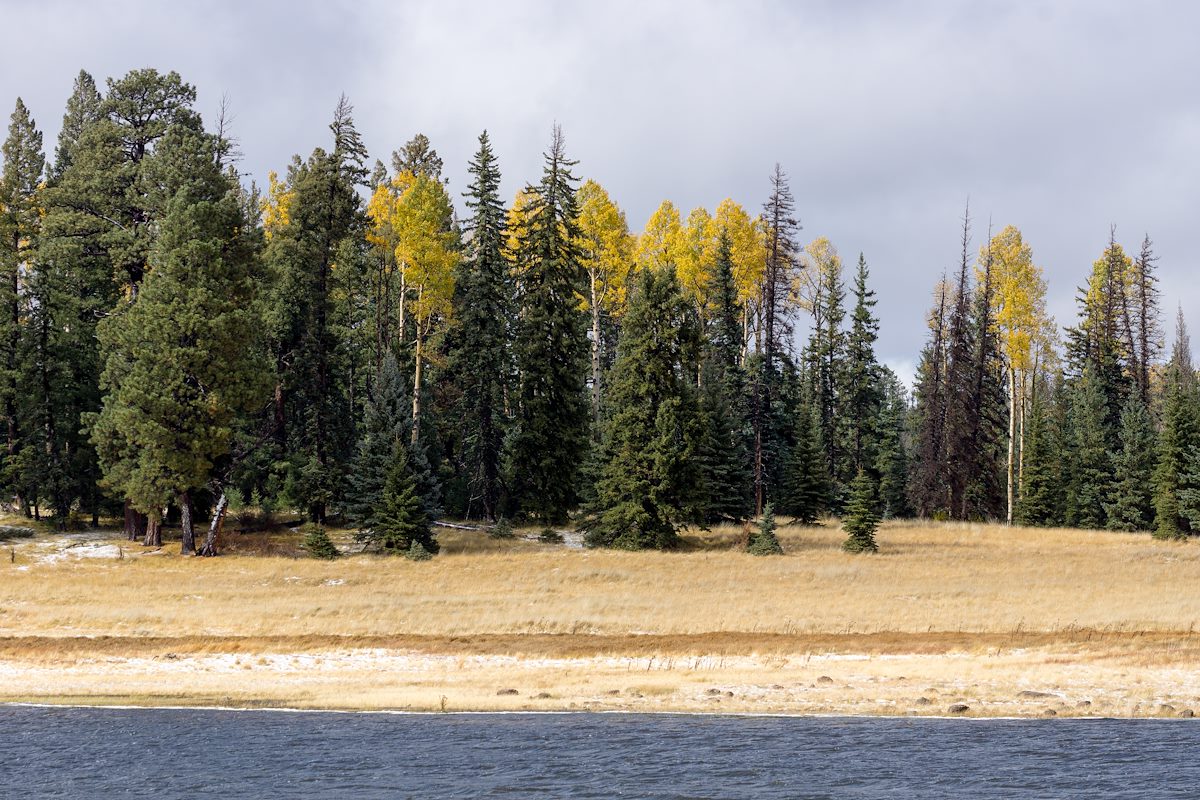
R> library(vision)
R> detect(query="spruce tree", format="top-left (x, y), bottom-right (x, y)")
top-left (302, 524), bottom-right (340, 560)
top-left (345, 352), bottom-right (409, 534)
top-left (1153, 316), bottom-right (1198, 540)
top-left (587, 266), bottom-right (703, 550)
top-left (508, 126), bottom-right (590, 523)
top-left (874, 368), bottom-right (911, 519)
top-left (780, 396), bottom-right (827, 524)
top-left (842, 469), bottom-right (880, 553)
top-left (1063, 365), bottom-right (1112, 530)
top-left (446, 131), bottom-right (510, 520)
top-left (1105, 394), bottom-right (1157, 531)
top-left (747, 503), bottom-right (783, 555)
top-left (908, 278), bottom-right (950, 517)
top-left (1016, 383), bottom-right (1065, 527)
top-left (840, 253), bottom-right (883, 480)
top-left (371, 443), bottom-right (437, 555)
top-left (264, 98), bottom-right (365, 522)
top-left (696, 231), bottom-right (753, 523)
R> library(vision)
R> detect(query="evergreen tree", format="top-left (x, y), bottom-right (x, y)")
top-left (391, 133), bottom-right (444, 181)
top-left (371, 444), bottom-right (437, 554)
top-left (49, 70), bottom-right (102, 182)
top-left (909, 278), bottom-right (950, 517)
top-left (345, 352), bottom-right (408, 534)
top-left (1016, 382), bottom-right (1064, 527)
top-left (1063, 365), bottom-right (1112, 530)
top-left (302, 524), bottom-right (340, 560)
top-left (842, 469), bottom-right (880, 553)
top-left (696, 232), bottom-right (753, 522)
top-left (747, 503), bottom-right (783, 555)
top-left (752, 164), bottom-right (800, 515)
top-left (264, 98), bottom-right (365, 522)
top-left (90, 124), bottom-right (266, 553)
top-left (446, 131), bottom-right (510, 520)
top-left (804, 240), bottom-right (846, 506)
top-left (1153, 314), bottom-right (1198, 540)
top-left (781, 395), bottom-right (827, 524)
top-left (840, 253), bottom-right (882, 481)
top-left (1, 98), bottom-right (45, 509)
top-left (1105, 394), bottom-right (1157, 531)
top-left (874, 368), bottom-right (911, 519)
top-left (508, 126), bottom-right (590, 523)
top-left (587, 266), bottom-right (703, 550)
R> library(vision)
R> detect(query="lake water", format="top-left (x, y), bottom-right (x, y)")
top-left (4, 706), bottom-right (1198, 798)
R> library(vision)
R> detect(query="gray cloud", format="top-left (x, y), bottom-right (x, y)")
top-left (3, 0), bottom-right (1197, 385)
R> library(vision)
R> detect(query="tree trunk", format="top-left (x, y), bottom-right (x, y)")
top-left (143, 516), bottom-right (160, 547)
top-left (411, 328), bottom-right (424, 447)
top-left (1006, 367), bottom-right (1016, 525)
top-left (125, 500), bottom-right (147, 542)
top-left (590, 269), bottom-right (602, 420)
top-left (179, 491), bottom-right (195, 555)
top-left (199, 492), bottom-right (228, 557)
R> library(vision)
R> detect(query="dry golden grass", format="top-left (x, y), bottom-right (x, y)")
top-left (3, 516), bottom-right (1200, 716)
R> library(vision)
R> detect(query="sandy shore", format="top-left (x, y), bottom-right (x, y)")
top-left (4, 631), bottom-right (1199, 717)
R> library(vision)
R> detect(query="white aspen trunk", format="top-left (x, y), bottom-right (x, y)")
top-left (590, 269), bottom-right (601, 419)
top-left (412, 323), bottom-right (424, 448)
top-left (1007, 366), bottom-right (1017, 525)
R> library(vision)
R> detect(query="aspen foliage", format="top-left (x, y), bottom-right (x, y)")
top-left (577, 179), bottom-right (634, 318)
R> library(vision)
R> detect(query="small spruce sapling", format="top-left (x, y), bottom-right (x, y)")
top-left (842, 470), bottom-right (880, 553)
top-left (747, 503), bottom-right (784, 556)
top-left (302, 524), bottom-right (340, 560)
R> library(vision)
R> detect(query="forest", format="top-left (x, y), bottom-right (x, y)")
top-left (0, 67), bottom-right (1195, 557)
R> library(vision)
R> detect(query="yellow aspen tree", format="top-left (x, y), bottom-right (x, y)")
top-left (634, 200), bottom-right (686, 271)
top-left (260, 169), bottom-right (294, 241)
top-left (981, 225), bottom-right (1051, 525)
top-left (394, 172), bottom-right (458, 445)
top-left (677, 206), bottom-right (717, 316)
top-left (577, 179), bottom-right (633, 417)
top-left (714, 199), bottom-right (766, 359)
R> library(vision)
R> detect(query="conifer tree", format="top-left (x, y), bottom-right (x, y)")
top-left (371, 444), bottom-right (437, 554)
top-left (780, 396), bottom-right (827, 524)
top-left (747, 503), bottom-right (783, 555)
top-left (909, 278), bottom-right (950, 517)
top-left (1063, 365), bottom-right (1112, 530)
top-left (1, 99), bottom-right (45, 509)
top-left (874, 368), bottom-right (911, 519)
top-left (587, 266), bottom-right (703, 549)
top-left (264, 98), bottom-right (365, 522)
top-left (49, 70), bottom-right (102, 182)
top-left (841, 253), bottom-right (882, 481)
top-left (1105, 394), bottom-right (1157, 531)
top-left (842, 470), bottom-right (880, 553)
top-left (345, 352), bottom-right (409, 534)
top-left (752, 165), bottom-right (800, 515)
top-left (90, 124), bottom-right (266, 553)
top-left (446, 131), bottom-right (509, 520)
top-left (696, 232), bottom-right (753, 522)
top-left (1016, 383), bottom-right (1064, 527)
top-left (803, 238), bottom-right (846, 504)
top-left (1153, 313), bottom-right (1199, 540)
top-left (508, 126), bottom-right (590, 523)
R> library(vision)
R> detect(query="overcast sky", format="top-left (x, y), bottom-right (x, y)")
top-left (3, 0), bottom-right (1198, 385)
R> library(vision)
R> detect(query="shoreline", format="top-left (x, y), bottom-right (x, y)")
top-left (7, 700), bottom-right (1195, 722)
top-left (5, 631), bottom-right (1199, 719)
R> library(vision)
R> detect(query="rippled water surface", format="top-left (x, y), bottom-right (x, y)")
top-left (4, 706), bottom-right (1199, 798)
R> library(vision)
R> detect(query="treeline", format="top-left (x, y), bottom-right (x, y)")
top-left (0, 68), bottom-right (1192, 555)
